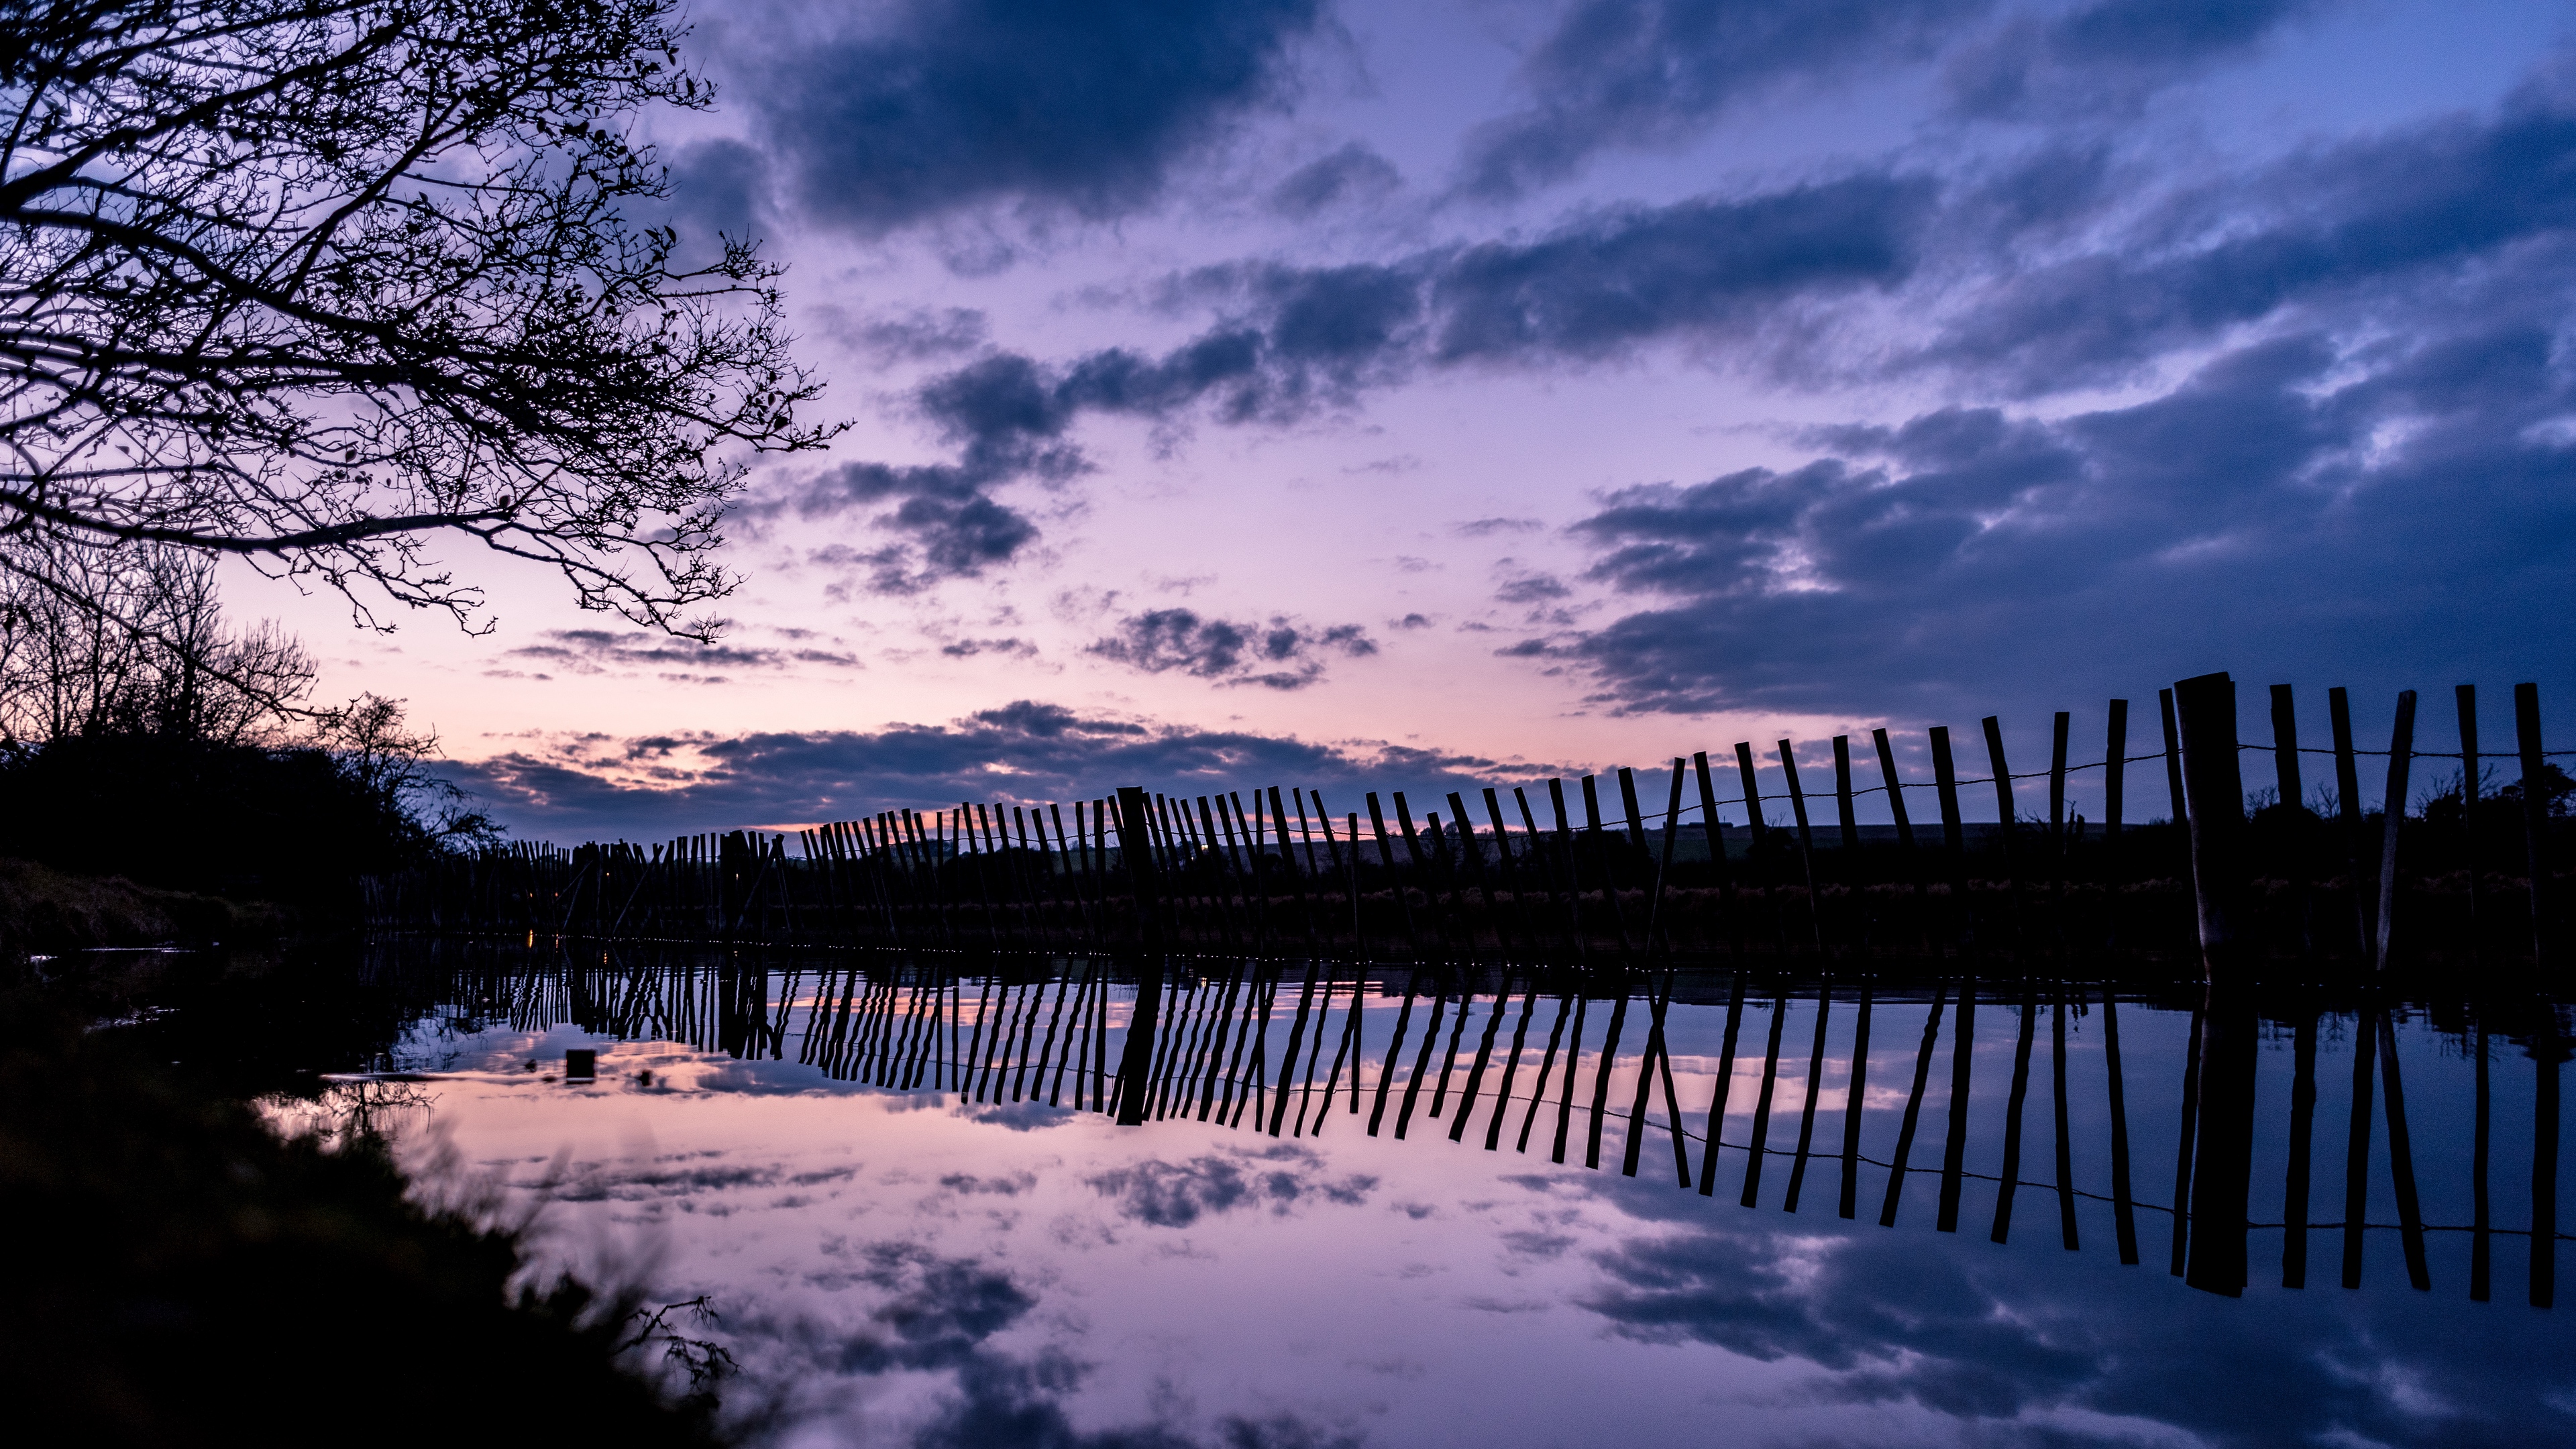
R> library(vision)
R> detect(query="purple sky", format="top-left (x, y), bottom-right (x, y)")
top-left (254, 0), bottom-right (2576, 842)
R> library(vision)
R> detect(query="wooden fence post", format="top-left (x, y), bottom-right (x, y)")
top-left (1931, 726), bottom-right (1969, 953)
top-left (2516, 684), bottom-right (2552, 971)
top-left (2458, 685), bottom-right (2483, 959)
top-left (2173, 672), bottom-right (2250, 983)
top-left (2375, 690), bottom-right (2418, 971)
top-left (2270, 684), bottom-right (2312, 957)
top-left (1733, 743), bottom-right (1769, 849)
top-left (1776, 741), bottom-right (1822, 951)
top-left (2159, 688), bottom-right (2188, 825)
top-left (2329, 688), bottom-right (2370, 958)
top-left (2269, 684), bottom-right (2303, 811)
top-left (1832, 735), bottom-right (1860, 854)
top-left (1982, 716), bottom-right (2022, 944)
top-left (1690, 752), bottom-right (1737, 955)
top-left (1112, 786), bottom-right (1167, 1125)
top-left (2105, 698), bottom-right (2129, 869)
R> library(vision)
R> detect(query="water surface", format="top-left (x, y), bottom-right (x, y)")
top-left (315, 945), bottom-right (2573, 1448)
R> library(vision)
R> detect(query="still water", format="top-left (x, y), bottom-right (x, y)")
top-left (309, 945), bottom-right (2573, 1448)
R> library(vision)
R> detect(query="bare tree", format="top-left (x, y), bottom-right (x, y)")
top-left (311, 687), bottom-right (496, 849)
top-left (0, 538), bottom-right (317, 743)
top-left (0, 0), bottom-right (836, 639)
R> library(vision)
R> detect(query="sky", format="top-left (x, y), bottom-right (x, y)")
top-left (244, 0), bottom-right (2576, 843)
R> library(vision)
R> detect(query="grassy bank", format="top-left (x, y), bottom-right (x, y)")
top-left (0, 856), bottom-right (291, 959)
top-left (3, 953), bottom-right (731, 1446)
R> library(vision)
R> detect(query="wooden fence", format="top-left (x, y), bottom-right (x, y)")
top-left (364, 673), bottom-right (2575, 977)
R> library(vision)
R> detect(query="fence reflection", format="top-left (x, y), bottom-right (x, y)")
top-left (416, 945), bottom-right (2569, 1307)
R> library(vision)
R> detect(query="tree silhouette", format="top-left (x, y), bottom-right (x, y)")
top-left (0, 0), bottom-right (837, 639)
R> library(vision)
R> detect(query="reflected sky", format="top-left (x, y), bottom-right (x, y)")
top-left (326, 950), bottom-right (2575, 1448)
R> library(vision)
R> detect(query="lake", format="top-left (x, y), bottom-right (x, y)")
top-left (300, 943), bottom-right (2573, 1448)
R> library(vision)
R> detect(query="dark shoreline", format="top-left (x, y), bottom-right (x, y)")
top-left (4, 941), bottom-right (733, 1446)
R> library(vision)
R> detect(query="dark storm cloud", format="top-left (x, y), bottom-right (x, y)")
top-left (436, 700), bottom-right (1521, 841)
top-left (1430, 176), bottom-right (1936, 360)
top-left (1942, 0), bottom-right (2324, 119)
top-left (1930, 76), bottom-right (2576, 392)
top-left (773, 336), bottom-right (1279, 587)
top-left (1453, 0), bottom-right (2337, 199)
top-left (1559, 322), bottom-right (2576, 724)
top-left (803, 174), bottom-right (1931, 580)
top-left (1157, 169), bottom-right (1930, 379)
top-left (1456, 0), bottom-right (1982, 200)
top-left (1087, 610), bottom-right (1377, 690)
top-left (754, 0), bottom-right (1322, 233)
top-left (1454, 76), bottom-right (2576, 729)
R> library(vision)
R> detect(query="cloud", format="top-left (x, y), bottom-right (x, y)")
top-left (661, 138), bottom-right (769, 254)
top-left (802, 172), bottom-right (1931, 580)
top-left (439, 700), bottom-right (1523, 841)
top-left (1085, 1146), bottom-right (1375, 1227)
top-left (1570, 1183), bottom-right (2573, 1446)
top-left (1149, 170), bottom-right (1932, 377)
top-left (1087, 610), bottom-right (1378, 690)
top-left (752, 0), bottom-right (1324, 234)
top-left (1449, 0), bottom-right (2333, 199)
top-left (728, 1236), bottom-right (1361, 1449)
top-left (497, 628), bottom-right (860, 684)
top-left (1267, 142), bottom-right (1403, 217)
top-left (937, 636), bottom-right (1040, 660)
top-left (1493, 570), bottom-right (1571, 606)
top-left (1454, 517), bottom-right (1543, 537)
top-left (825, 305), bottom-right (993, 364)
top-left (1555, 319), bottom-right (2576, 726)
top-left (1433, 174), bottom-right (1939, 362)
top-left (1923, 75), bottom-right (2576, 393)
top-left (1942, 0), bottom-right (2323, 120)
top-left (1454, 0), bottom-right (1983, 200)
top-left (771, 338), bottom-right (1273, 588)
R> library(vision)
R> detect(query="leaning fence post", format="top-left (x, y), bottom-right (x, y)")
top-left (1733, 742), bottom-right (1770, 850)
top-left (1982, 716), bottom-right (2023, 945)
top-left (2158, 688), bottom-right (2188, 824)
top-left (2375, 690), bottom-right (2418, 971)
top-left (1776, 741), bottom-right (1822, 951)
top-left (2172, 672), bottom-right (2249, 983)
top-left (1832, 735), bottom-right (1860, 856)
